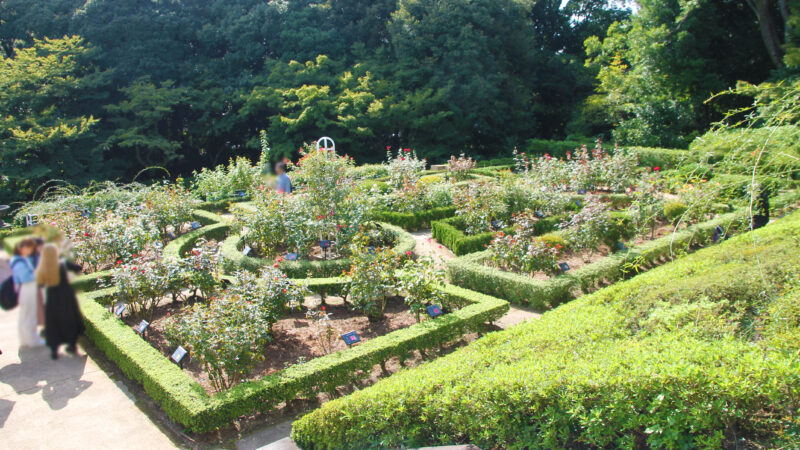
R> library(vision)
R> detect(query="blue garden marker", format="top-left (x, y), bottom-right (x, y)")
top-left (426, 305), bottom-right (443, 318)
top-left (320, 240), bottom-right (332, 249)
top-left (285, 252), bottom-right (298, 261)
top-left (81, 210), bottom-right (92, 219)
top-left (234, 190), bottom-right (246, 198)
top-left (171, 346), bottom-right (188, 368)
top-left (578, 189), bottom-right (587, 195)
top-left (575, 200), bottom-right (582, 208)
top-left (190, 221), bottom-right (202, 230)
top-left (712, 225), bottom-right (725, 243)
top-left (367, 246), bottom-right (376, 254)
top-left (617, 242), bottom-right (627, 251)
top-left (491, 220), bottom-right (503, 230)
top-left (113, 303), bottom-right (126, 317)
top-left (558, 262), bottom-right (571, 272)
top-left (341, 331), bottom-right (361, 346)
top-left (135, 320), bottom-right (150, 335)
top-left (535, 211), bottom-right (545, 218)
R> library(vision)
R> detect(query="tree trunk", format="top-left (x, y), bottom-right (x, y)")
top-left (747, 0), bottom-right (786, 67)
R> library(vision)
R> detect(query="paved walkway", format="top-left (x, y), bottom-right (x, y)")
top-left (0, 256), bottom-right (177, 450)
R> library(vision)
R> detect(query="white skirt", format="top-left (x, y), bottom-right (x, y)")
top-left (17, 282), bottom-right (42, 347)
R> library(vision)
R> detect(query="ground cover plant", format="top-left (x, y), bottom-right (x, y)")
top-left (291, 209), bottom-right (800, 449)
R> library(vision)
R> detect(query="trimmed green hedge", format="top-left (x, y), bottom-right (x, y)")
top-left (219, 222), bottom-right (416, 278)
top-left (78, 279), bottom-right (508, 432)
top-left (291, 207), bottom-right (800, 449)
top-left (432, 194), bottom-right (630, 256)
top-left (447, 191), bottom-right (800, 309)
top-left (447, 212), bottom-right (747, 309)
top-left (371, 206), bottom-right (456, 231)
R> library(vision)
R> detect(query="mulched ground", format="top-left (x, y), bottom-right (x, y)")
top-left (123, 294), bottom-right (419, 393)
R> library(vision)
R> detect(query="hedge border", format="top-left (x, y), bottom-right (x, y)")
top-left (432, 193), bottom-right (631, 256)
top-left (371, 207), bottom-right (456, 231)
top-left (78, 279), bottom-right (508, 432)
top-left (219, 222), bottom-right (416, 278)
top-left (447, 191), bottom-right (800, 309)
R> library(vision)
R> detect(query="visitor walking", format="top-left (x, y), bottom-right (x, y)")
top-left (275, 162), bottom-right (292, 194)
top-left (35, 243), bottom-right (84, 360)
top-left (11, 238), bottom-right (44, 347)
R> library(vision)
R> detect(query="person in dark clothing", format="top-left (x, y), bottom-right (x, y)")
top-left (35, 243), bottom-right (84, 360)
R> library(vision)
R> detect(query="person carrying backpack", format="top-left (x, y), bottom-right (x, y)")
top-left (11, 238), bottom-right (44, 347)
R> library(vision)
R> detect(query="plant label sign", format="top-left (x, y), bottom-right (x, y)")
top-left (713, 225), bottom-right (725, 243)
top-left (171, 346), bottom-right (188, 366)
top-left (426, 305), bottom-right (443, 318)
top-left (135, 320), bottom-right (149, 335)
top-left (617, 242), bottom-right (627, 251)
top-left (491, 220), bottom-right (503, 230)
top-left (367, 246), bottom-right (376, 255)
top-left (558, 262), bottom-right (571, 272)
top-left (574, 200), bottom-right (582, 208)
top-left (190, 221), bottom-right (202, 230)
top-left (242, 245), bottom-right (252, 256)
top-left (535, 211), bottom-right (545, 218)
top-left (285, 252), bottom-right (299, 261)
top-left (341, 331), bottom-right (361, 346)
top-left (320, 240), bottom-right (332, 249)
top-left (577, 189), bottom-right (587, 195)
top-left (81, 209), bottom-right (92, 219)
top-left (113, 303), bottom-right (127, 317)
top-left (234, 190), bottom-right (246, 198)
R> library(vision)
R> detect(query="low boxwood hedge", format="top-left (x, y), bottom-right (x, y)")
top-left (432, 194), bottom-right (630, 257)
top-left (291, 207), bottom-right (800, 449)
top-left (219, 222), bottom-right (416, 278)
top-left (371, 206), bottom-right (456, 231)
top-left (447, 190), bottom-right (800, 309)
top-left (78, 278), bottom-right (508, 433)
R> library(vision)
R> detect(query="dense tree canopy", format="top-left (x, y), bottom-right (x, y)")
top-left (0, 0), bottom-right (792, 202)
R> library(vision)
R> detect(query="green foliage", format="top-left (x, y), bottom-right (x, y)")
top-left (371, 206), bottom-right (456, 231)
top-left (78, 278), bottom-right (508, 433)
top-left (291, 209), bottom-right (800, 450)
top-left (164, 292), bottom-right (274, 392)
top-left (663, 201), bottom-right (689, 224)
top-left (345, 235), bottom-right (402, 321)
top-left (191, 157), bottom-right (260, 201)
top-left (452, 182), bottom-right (508, 235)
top-left (396, 256), bottom-right (447, 322)
top-left (0, 36), bottom-right (109, 203)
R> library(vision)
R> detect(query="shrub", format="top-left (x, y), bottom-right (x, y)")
top-left (663, 201), bottom-right (689, 223)
top-left (452, 182), bottom-right (508, 235)
top-left (180, 238), bottom-right (221, 300)
top-left (191, 156), bottom-right (259, 201)
top-left (560, 196), bottom-right (613, 253)
top-left (225, 267), bottom-right (308, 323)
top-left (164, 292), bottom-right (273, 392)
top-left (447, 153), bottom-right (476, 181)
top-left (101, 249), bottom-right (182, 321)
top-left (538, 233), bottom-right (567, 249)
top-left (396, 256), bottom-right (447, 322)
top-left (344, 237), bottom-right (402, 321)
top-left (386, 147), bottom-right (426, 189)
top-left (292, 210), bottom-right (800, 449)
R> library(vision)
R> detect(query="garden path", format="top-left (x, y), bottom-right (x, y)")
top-left (0, 252), bottom-right (178, 449)
top-left (412, 229), bottom-right (541, 329)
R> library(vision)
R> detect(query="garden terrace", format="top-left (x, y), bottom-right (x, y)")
top-left (290, 208), bottom-right (800, 449)
top-left (75, 277), bottom-right (508, 432)
top-left (447, 190), bottom-right (800, 309)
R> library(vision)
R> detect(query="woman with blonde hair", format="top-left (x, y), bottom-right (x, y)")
top-left (11, 238), bottom-right (44, 347)
top-left (35, 243), bottom-right (84, 360)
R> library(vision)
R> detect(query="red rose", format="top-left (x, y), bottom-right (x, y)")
top-left (654, 166), bottom-right (661, 172)
top-left (273, 263), bottom-right (279, 268)
top-left (406, 251), bottom-right (412, 256)
top-left (321, 306), bottom-right (326, 311)
top-left (386, 146), bottom-right (391, 150)
top-left (403, 148), bottom-right (411, 152)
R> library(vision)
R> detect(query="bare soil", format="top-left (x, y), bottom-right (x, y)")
top-left (490, 220), bottom-right (683, 280)
top-left (123, 294), bottom-right (419, 394)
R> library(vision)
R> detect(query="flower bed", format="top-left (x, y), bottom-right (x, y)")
top-left (219, 220), bottom-right (415, 278)
top-left (448, 190), bottom-right (800, 309)
top-left (77, 277), bottom-right (508, 432)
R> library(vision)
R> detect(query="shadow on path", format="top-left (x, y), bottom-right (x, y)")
top-left (0, 347), bottom-right (92, 410)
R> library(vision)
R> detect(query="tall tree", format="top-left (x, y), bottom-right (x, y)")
top-left (0, 36), bottom-right (110, 203)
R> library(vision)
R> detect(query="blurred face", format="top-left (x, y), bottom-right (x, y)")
top-left (274, 164), bottom-right (284, 175)
top-left (19, 245), bottom-right (34, 257)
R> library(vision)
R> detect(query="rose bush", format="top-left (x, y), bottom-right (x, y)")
top-left (452, 182), bottom-right (508, 235)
